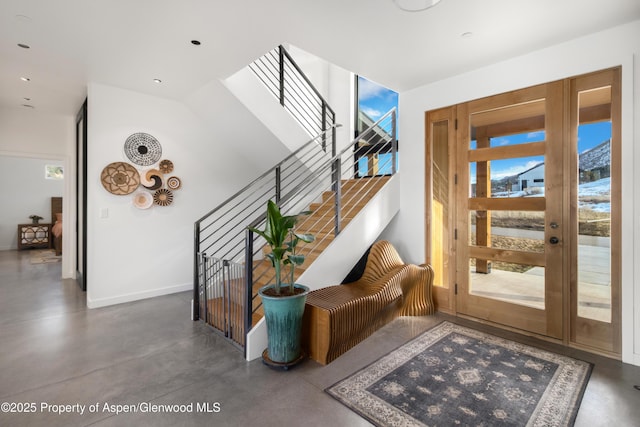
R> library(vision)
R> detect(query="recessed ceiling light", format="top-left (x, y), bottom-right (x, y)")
top-left (23, 97), bottom-right (31, 101)
top-left (191, 40), bottom-right (201, 46)
top-left (22, 104), bottom-right (34, 108)
top-left (15, 14), bottom-right (32, 23)
top-left (153, 78), bottom-right (162, 83)
top-left (17, 43), bottom-right (30, 49)
top-left (20, 76), bottom-right (30, 82)
top-left (393, 0), bottom-right (442, 12)
top-left (461, 32), bottom-right (474, 38)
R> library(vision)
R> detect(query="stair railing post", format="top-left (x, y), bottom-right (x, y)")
top-left (332, 158), bottom-right (342, 236)
top-left (391, 109), bottom-right (397, 175)
top-left (321, 102), bottom-right (327, 152)
top-left (275, 166), bottom-right (281, 203)
top-left (278, 45), bottom-right (285, 107)
top-left (193, 223), bottom-right (201, 321)
top-left (223, 259), bottom-right (231, 337)
top-left (331, 113), bottom-right (337, 157)
top-left (202, 252), bottom-right (209, 325)
top-left (244, 229), bottom-right (254, 340)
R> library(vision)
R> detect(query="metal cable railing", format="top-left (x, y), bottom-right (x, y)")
top-left (245, 109), bottom-right (397, 319)
top-left (195, 110), bottom-right (396, 352)
top-left (249, 45), bottom-right (336, 151)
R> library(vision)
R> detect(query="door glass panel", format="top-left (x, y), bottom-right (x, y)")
top-left (469, 210), bottom-right (545, 252)
top-left (577, 87), bottom-right (612, 323)
top-left (470, 130), bottom-right (546, 149)
top-left (466, 95), bottom-right (548, 314)
top-left (470, 157), bottom-right (545, 198)
top-left (469, 258), bottom-right (545, 309)
top-left (431, 120), bottom-right (450, 289)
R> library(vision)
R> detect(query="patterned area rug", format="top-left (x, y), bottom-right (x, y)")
top-left (326, 321), bottom-right (592, 426)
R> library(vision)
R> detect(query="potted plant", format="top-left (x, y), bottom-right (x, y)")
top-left (29, 215), bottom-right (43, 224)
top-left (248, 200), bottom-right (314, 367)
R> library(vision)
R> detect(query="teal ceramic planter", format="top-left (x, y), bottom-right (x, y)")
top-left (259, 284), bottom-right (309, 364)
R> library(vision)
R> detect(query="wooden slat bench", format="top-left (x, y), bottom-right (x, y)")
top-left (302, 240), bottom-right (434, 365)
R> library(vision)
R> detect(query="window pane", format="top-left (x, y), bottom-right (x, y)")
top-left (576, 88), bottom-right (612, 323)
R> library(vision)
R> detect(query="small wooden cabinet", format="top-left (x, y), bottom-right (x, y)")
top-left (17, 223), bottom-right (52, 250)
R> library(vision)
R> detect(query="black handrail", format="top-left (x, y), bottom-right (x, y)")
top-left (194, 125), bottom-right (340, 225)
top-left (193, 125), bottom-right (339, 321)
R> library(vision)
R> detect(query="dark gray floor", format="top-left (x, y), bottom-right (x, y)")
top-left (1, 249), bottom-right (639, 427)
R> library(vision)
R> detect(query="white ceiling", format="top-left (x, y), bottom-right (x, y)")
top-left (1, 0), bottom-right (639, 116)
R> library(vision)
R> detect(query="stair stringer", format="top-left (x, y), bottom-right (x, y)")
top-left (245, 174), bottom-right (401, 361)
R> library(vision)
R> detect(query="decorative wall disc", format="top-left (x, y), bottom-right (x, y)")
top-left (124, 133), bottom-right (162, 166)
top-left (166, 176), bottom-right (182, 190)
top-left (153, 188), bottom-right (173, 206)
top-left (141, 169), bottom-right (163, 190)
top-left (100, 162), bottom-right (140, 195)
top-left (159, 159), bottom-right (174, 174)
top-left (132, 191), bottom-right (153, 209)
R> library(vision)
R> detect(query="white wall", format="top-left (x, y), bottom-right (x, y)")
top-left (0, 157), bottom-right (64, 250)
top-left (86, 83), bottom-right (263, 308)
top-left (184, 78), bottom-right (292, 169)
top-left (380, 20), bottom-right (640, 364)
top-left (0, 107), bottom-right (72, 157)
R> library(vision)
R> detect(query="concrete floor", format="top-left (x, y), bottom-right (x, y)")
top-left (1, 249), bottom-right (640, 426)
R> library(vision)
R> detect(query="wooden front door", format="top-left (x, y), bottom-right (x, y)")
top-left (426, 68), bottom-right (621, 356)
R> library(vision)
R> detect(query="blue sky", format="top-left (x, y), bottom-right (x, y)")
top-left (357, 76), bottom-right (399, 176)
top-left (358, 76), bottom-right (398, 122)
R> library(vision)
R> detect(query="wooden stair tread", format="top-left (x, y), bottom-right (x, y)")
top-left (248, 176), bottom-right (391, 325)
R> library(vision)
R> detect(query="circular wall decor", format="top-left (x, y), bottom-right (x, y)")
top-left (153, 188), bottom-right (173, 206)
top-left (100, 162), bottom-right (140, 195)
top-left (124, 133), bottom-right (162, 166)
top-left (159, 159), bottom-right (174, 174)
top-left (166, 176), bottom-right (182, 190)
top-left (141, 169), bottom-right (163, 190)
top-left (132, 191), bottom-right (153, 209)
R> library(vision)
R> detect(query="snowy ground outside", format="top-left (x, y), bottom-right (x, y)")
top-left (492, 177), bottom-right (611, 213)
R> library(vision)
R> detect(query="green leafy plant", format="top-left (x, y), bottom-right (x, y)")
top-left (29, 215), bottom-right (43, 223)
top-left (248, 200), bottom-right (314, 295)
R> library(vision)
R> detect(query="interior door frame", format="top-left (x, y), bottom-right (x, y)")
top-left (75, 99), bottom-right (87, 291)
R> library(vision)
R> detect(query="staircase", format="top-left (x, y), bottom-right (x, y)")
top-left (193, 44), bottom-right (399, 359)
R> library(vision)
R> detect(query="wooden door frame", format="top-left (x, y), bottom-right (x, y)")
top-left (425, 106), bottom-right (457, 314)
top-left (567, 67), bottom-right (621, 356)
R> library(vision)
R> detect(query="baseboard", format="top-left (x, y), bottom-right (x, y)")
top-left (87, 283), bottom-right (192, 309)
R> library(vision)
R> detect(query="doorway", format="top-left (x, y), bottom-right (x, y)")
top-left (426, 67), bottom-right (621, 357)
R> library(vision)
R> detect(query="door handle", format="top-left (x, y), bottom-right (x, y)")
top-left (549, 236), bottom-right (559, 245)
